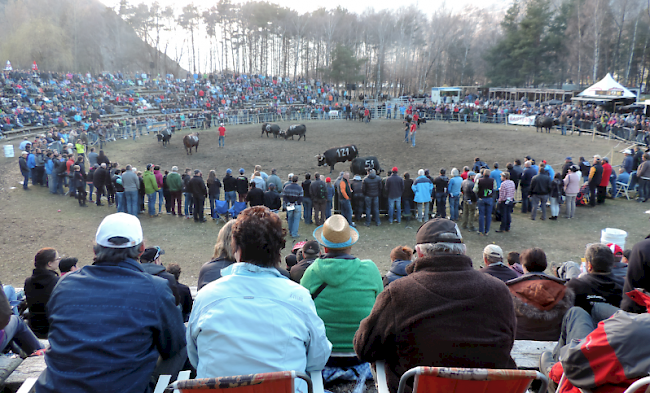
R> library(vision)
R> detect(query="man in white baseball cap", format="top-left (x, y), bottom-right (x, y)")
top-left (36, 213), bottom-right (187, 393)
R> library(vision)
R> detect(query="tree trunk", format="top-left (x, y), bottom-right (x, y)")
top-left (626, 15), bottom-right (640, 84)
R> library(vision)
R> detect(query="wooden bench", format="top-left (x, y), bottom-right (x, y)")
top-left (511, 340), bottom-right (556, 369)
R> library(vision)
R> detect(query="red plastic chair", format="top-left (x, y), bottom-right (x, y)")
top-left (167, 371), bottom-right (313, 393)
top-left (394, 366), bottom-right (548, 393)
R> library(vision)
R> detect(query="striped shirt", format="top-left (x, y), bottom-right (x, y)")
top-left (282, 183), bottom-right (303, 205)
top-left (498, 180), bottom-right (515, 202)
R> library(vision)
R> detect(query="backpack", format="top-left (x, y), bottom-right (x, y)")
top-left (576, 184), bottom-right (589, 206)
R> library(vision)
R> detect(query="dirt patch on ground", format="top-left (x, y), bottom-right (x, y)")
top-left (1, 119), bottom-right (647, 287)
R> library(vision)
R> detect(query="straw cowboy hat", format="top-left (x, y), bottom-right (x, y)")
top-left (313, 214), bottom-right (359, 249)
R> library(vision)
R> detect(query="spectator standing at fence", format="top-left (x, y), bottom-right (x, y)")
top-left (121, 165), bottom-right (139, 216)
top-left (588, 155), bottom-right (603, 207)
top-left (182, 168), bottom-right (193, 217)
top-left (385, 167), bottom-right (404, 224)
top-left (413, 169), bottom-right (433, 223)
top-left (282, 175), bottom-right (303, 238)
top-left (35, 213), bottom-right (187, 393)
top-left (597, 157), bottom-right (612, 204)
top-left (87, 148), bottom-right (98, 168)
top-left (530, 167), bottom-right (551, 221)
top-left (302, 173), bottom-right (313, 225)
top-left (189, 170), bottom-right (208, 223)
top-left (143, 164), bottom-right (159, 217)
top-left (164, 168), bottom-right (178, 216)
top-left (207, 170), bottom-right (222, 218)
top-left (520, 161), bottom-right (535, 213)
top-left (19, 151), bottom-right (29, 190)
top-left (310, 173), bottom-right (328, 226)
top-left (218, 123), bottom-right (226, 148)
top-left (236, 168), bottom-right (248, 202)
top-left (222, 168), bottom-right (237, 209)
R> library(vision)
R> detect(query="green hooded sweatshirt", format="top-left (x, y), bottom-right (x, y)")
top-left (300, 256), bottom-right (383, 352)
top-left (143, 170), bottom-right (159, 194)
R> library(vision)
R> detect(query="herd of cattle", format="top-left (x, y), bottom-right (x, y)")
top-left (260, 123), bottom-right (307, 140)
top-left (154, 122), bottom-right (383, 175)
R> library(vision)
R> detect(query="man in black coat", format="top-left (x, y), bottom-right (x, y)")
top-left (529, 167), bottom-right (551, 220)
top-left (222, 169), bottom-right (238, 209)
top-left (236, 168), bottom-right (248, 202)
top-left (245, 182), bottom-right (264, 207)
top-left (189, 169), bottom-right (207, 222)
top-left (263, 183), bottom-right (282, 211)
top-left (588, 155), bottom-right (603, 207)
top-left (520, 161), bottom-right (536, 213)
top-left (93, 163), bottom-right (110, 206)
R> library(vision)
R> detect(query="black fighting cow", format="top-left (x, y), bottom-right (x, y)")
top-left (282, 124), bottom-right (307, 141)
top-left (350, 156), bottom-right (383, 176)
top-left (183, 132), bottom-right (199, 155)
top-left (156, 129), bottom-right (172, 147)
top-left (261, 123), bottom-right (281, 138)
top-left (535, 115), bottom-right (558, 133)
top-left (317, 145), bottom-right (359, 173)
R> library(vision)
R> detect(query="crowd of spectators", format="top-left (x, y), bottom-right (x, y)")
top-left (4, 206), bottom-right (650, 393)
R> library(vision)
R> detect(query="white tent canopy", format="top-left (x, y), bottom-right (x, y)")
top-left (577, 73), bottom-right (636, 99)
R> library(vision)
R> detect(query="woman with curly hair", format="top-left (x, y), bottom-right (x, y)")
top-left (187, 206), bottom-right (331, 388)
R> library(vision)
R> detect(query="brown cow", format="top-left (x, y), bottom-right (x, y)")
top-left (183, 132), bottom-right (199, 155)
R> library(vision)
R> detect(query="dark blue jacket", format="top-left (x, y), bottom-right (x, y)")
top-left (36, 258), bottom-right (186, 393)
top-left (520, 167), bottom-right (537, 187)
top-left (383, 260), bottom-right (412, 287)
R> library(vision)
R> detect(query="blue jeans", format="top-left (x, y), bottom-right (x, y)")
top-left (402, 198), bottom-right (412, 217)
top-left (55, 175), bottom-right (65, 195)
top-left (326, 199), bottom-right (333, 218)
top-left (125, 190), bottom-right (138, 216)
top-left (435, 194), bottom-right (447, 217)
top-left (157, 189), bottom-right (164, 213)
top-left (477, 198), bottom-right (494, 234)
top-left (340, 199), bottom-right (353, 225)
top-left (88, 183), bottom-right (95, 201)
top-left (449, 195), bottom-right (460, 221)
top-left (116, 192), bottom-right (126, 213)
top-left (365, 196), bottom-right (380, 225)
top-left (0, 315), bottom-right (43, 354)
top-left (209, 195), bottom-right (219, 217)
top-left (184, 192), bottom-right (194, 216)
top-left (553, 304), bottom-right (618, 361)
top-left (303, 197), bottom-right (313, 224)
top-left (225, 191), bottom-right (236, 209)
top-left (218, 135), bottom-right (225, 147)
top-left (287, 204), bottom-right (302, 237)
top-left (147, 193), bottom-right (157, 216)
top-left (410, 131), bottom-right (416, 146)
top-left (22, 170), bottom-right (29, 189)
top-left (48, 174), bottom-right (57, 194)
top-left (388, 197), bottom-right (401, 223)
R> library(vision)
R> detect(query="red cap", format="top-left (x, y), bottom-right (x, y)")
top-left (392, 167), bottom-right (398, 172)
top-left (325, 177), bottom-right (331, 183)
top-left (607, 243), bottom-right (623, 255)
top-left (542, 160), bottom-right (547, 164)
top-left (292, 241), bottom-right (306, 252)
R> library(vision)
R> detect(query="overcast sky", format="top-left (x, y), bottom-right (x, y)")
top-left (99, 0), bottom-right (511, 16)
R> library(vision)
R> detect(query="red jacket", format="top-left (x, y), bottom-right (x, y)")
top-left (550, 289), bottom-right (650, 393)
top-left (599, 162), bottom-right (612, 188)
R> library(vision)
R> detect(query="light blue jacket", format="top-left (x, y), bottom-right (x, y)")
top-left (412, 175), bottom-right (433, 203)
top-left (448, 176), bottom-right (463, 197)
top-left (187, 263), bottom-right (332, 392)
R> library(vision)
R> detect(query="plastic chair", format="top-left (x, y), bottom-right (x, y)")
top-left (228, 202), bottom-right (248, 219)
top-left (375, 362), bottom-right (548, 393)
top-left (166, 370), bottom-right (313, 393)
top-left (213, 200), bottom-right (230, 221)
top-left (623, 376), bottom-right (650, 393)
top-left (615, 174), bottom-right (633, 200)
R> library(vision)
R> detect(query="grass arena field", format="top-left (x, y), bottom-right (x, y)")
top-left (1, 118), bottom-right (648, 287)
